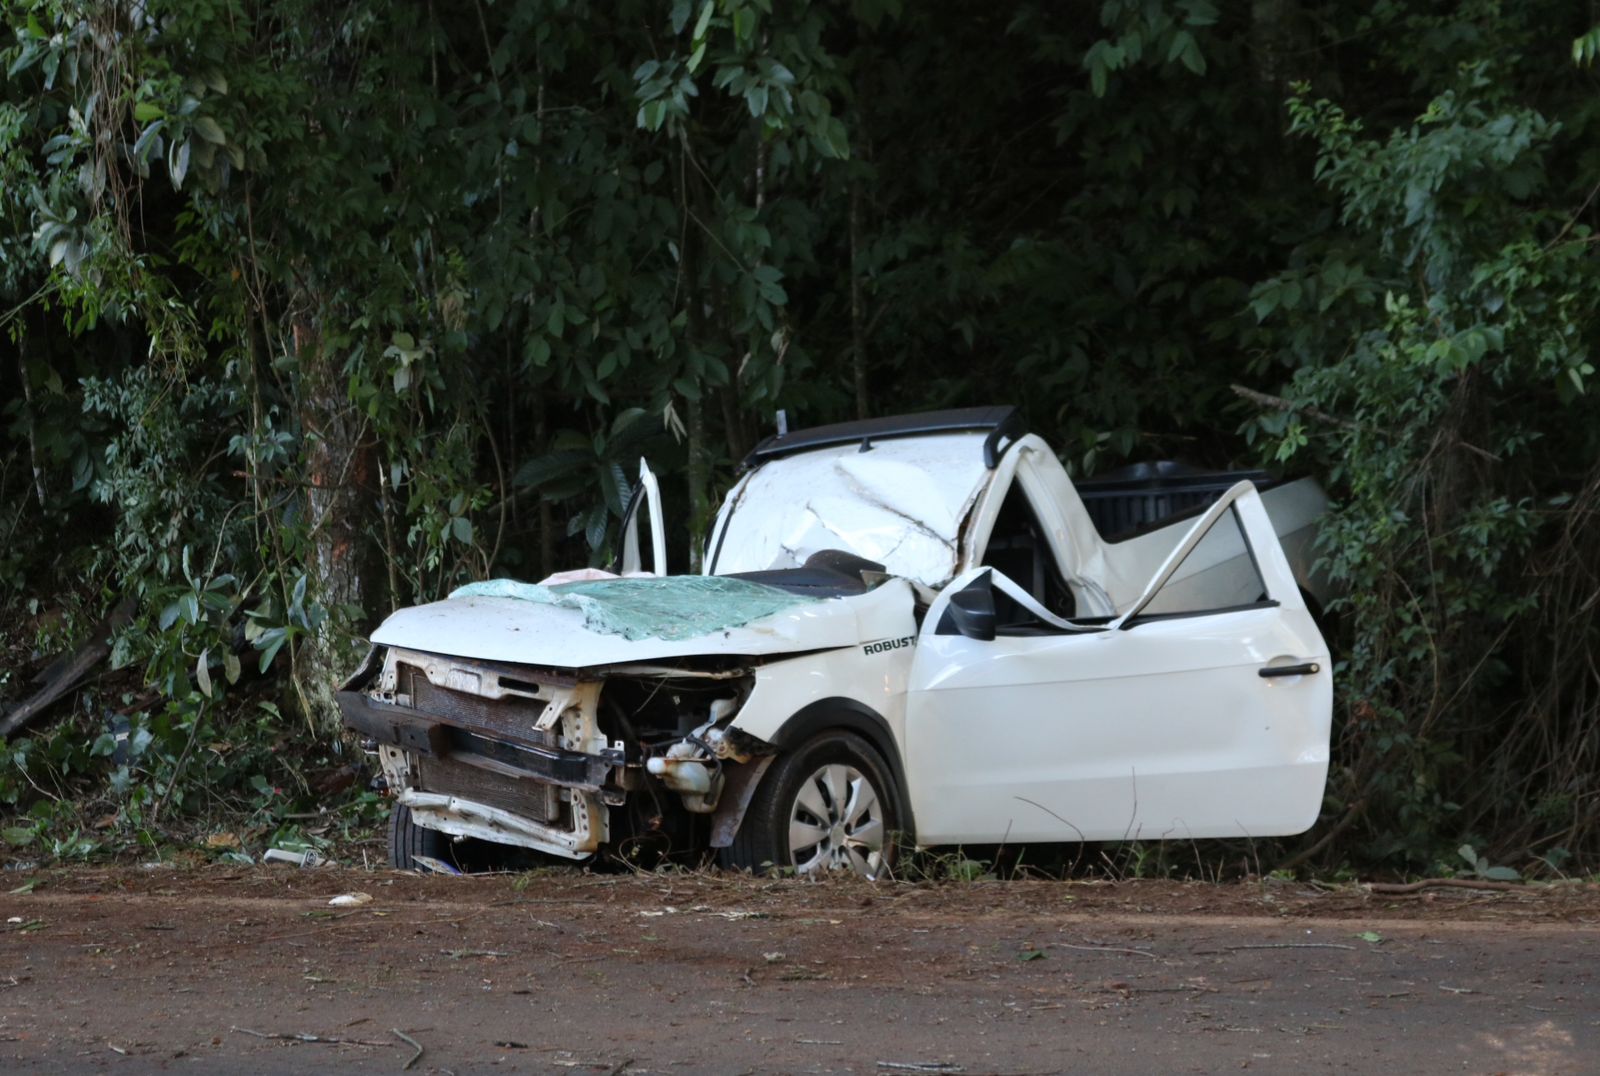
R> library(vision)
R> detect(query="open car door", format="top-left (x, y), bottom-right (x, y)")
top-left (619, 458), bottom-right (666, 575)
top-left (905, 481), bottom-right (1331, 847)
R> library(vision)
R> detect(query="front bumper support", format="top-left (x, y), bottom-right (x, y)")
top-left (337, 689), bottom-right (622, 791)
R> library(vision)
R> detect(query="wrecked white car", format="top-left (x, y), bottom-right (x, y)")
top-left (340, 407), bottom-right (1332, 877)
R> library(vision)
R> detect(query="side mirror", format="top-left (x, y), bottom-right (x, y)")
top-left (937, 575), bottom-right (997, 641)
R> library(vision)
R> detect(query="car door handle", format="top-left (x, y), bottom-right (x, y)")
top-left (1259, 662), bottom-right (1320, 678)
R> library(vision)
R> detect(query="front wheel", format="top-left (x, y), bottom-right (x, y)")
top-left (388, 802), bottom-right (579, 873)
top-left (388, 802), bottom-right (451, 870)
top-left (722, 730), bottom-right (904, 878)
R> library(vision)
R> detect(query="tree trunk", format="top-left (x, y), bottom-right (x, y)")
top-left (850, 181), bottom-right (869, 421)
top-left (294, 315), bottom-right (381, 734)
top-left (529, 389), bottom-right (555, 579)
top-left (1251, 2), bottom-right (1321, 115)
top-left (686, 391), bottom-right (709, 574)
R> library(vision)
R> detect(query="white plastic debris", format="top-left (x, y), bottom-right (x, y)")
top-left (327, 892), bottom-right (372, 907)
top-left (263, 847), bottom-right (326, 868)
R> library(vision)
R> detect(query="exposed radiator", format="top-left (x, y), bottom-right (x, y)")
top-left (416, 754), bottom-right (561, 822)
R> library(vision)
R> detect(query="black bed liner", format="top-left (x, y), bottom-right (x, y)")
top-left (1076, 461), bottom-right (1283, 541)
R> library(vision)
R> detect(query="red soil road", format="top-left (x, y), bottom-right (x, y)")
top-left (1, 867), bottom-right (1596, 1074)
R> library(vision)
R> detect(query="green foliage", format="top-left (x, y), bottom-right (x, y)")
top-left (1245, 36), bottom-right (1600, 869)
top-left (1457, 844), bottom-right (1521, 883)
top-left (512, 407), bottom-right (664, 560)
top-left (1573, 25), bottom-right (1600, 66)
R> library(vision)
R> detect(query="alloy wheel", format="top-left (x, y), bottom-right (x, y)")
top-left (787, 762), bottom-right (886, 877)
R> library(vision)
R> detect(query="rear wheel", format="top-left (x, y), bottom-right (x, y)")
top-left (723, 730), bottom-right (903, 878)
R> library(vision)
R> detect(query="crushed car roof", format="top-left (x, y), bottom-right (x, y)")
top-left (743, 405), bottom-right (1022, 470)
top-left (708, 432), bottom-right (995, 588)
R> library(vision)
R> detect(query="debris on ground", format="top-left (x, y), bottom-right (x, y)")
top-left (327, 892), bottom-right (372, 907)
top-left (263, 848), bottom-right (327, 868)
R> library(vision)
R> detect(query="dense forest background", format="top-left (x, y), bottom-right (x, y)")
top-left (3, 0), bottom-right (1599, 876)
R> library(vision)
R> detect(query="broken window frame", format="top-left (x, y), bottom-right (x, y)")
top-left (620, 457), bottom-right (666, 575)
top-left (1109, 480), bottom-right (1276, 631)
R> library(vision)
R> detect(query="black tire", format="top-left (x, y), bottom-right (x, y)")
top-left (721, 730), bottom-right (904, 878)
top-left (388, 803), bottom-right (451, 870)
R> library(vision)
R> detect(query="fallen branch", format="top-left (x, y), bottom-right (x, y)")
top-left (16, 350), bottom-right (47, 507)
top-left (392, 1028), bottom-right (424, 1071)
top-left (1454, 439), bottom-right (1503, 463)
top-left (1051, 942), bottom-right (1157, 959)
top-left (1366, 878), bottom-right (1525, 895)
top-left (0, 597), bottom-right (135, 739)
top-left (1224, 943), bottom-right (1355, 952)
top-left (440, 948), bottom-right (510, 958)
top-left (231, 1026), bottom-right (391, 1047)
top-left (1274, 797), bottom-right (1367, 873)
top-left (1230, 384), bottom-right (1356, 430)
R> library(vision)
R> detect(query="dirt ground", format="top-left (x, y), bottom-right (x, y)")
top-left (1, 866), bottom-right (1596, 1075)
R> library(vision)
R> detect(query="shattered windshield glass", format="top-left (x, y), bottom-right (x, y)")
top-left (707, 433), bottom-right (994, 588)
top-left (450, 576), bottom-right (819, 641)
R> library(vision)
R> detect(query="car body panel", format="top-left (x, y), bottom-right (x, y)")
top-left (905, 484), bottom-right (1331, 844)
top-left (369, 578), bottom-right (915, 669)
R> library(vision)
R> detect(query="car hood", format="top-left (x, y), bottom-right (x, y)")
top-left (369, 576), bottom-right (917, 668)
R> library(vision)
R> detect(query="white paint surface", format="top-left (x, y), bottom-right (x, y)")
top-left (706, 433), bottom-right (994, 588)
top-left (905, 484), bottom-right (1330, 844)
top-left (370, 579), bottom-right (917, 668)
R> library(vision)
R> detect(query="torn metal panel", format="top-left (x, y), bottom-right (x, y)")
top-left (710, 756), bottom-right (776, 848)
top-left (359, 642), bottom-right (779, 861)
top-left (398, 789), bottom-right (605, 859)
top-left (353, 645), bottom-right (628, 861)
top-left (337, 688), bottom-right (620, 789)
top-left (374, 648), bottom-right (578, 700)
top-left (956, 437), bottom-right (1120, 617)
top-left (707, 433), bottom-right (993, 588)
top-left (620, 457), bottom-right (665, 575)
